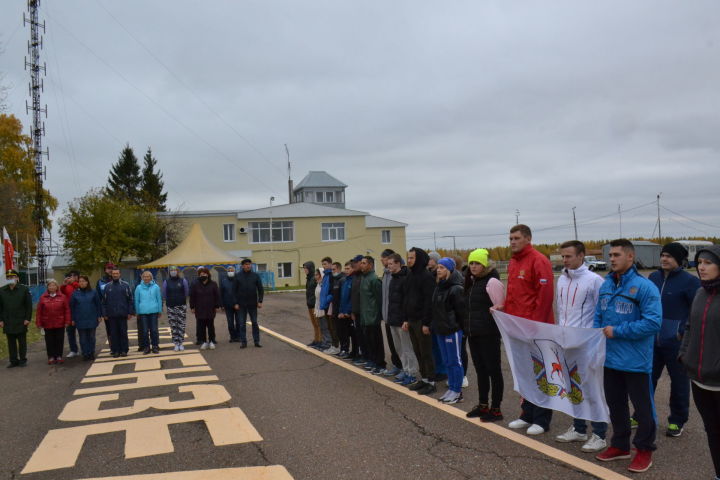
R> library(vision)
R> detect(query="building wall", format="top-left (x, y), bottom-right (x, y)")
top-left (174, 214), bottom-right (406, 286)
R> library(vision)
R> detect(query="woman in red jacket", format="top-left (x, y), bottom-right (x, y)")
top-left (36, 279), bottom-right (71, 365)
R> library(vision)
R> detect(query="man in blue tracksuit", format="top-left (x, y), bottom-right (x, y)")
top-left (594, 239), bottom-right (661, 473)
top-left (646, 242), bottom-right (700, 437)
top-left (318, 256), bottom-right (336, 351)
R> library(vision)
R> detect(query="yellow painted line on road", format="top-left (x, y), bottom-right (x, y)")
top-left (258, 324), bottom-right (631, 480)
top-left (79, 465), bottom-right (294, 480)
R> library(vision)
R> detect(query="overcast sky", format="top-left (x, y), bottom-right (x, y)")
top-left (1, 1), bottom-right (719, 250)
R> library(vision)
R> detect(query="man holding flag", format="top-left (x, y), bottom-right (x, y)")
top-left (594, 239), bottom-right (661, 473)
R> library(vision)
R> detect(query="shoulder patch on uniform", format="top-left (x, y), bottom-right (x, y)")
top-left (539, 278), bottom-right (548, 284)
top-left (629, 286), bottom-right (638, 295)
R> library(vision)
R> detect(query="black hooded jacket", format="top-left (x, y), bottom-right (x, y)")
top-left (303, 261), bottom-right (316, 309)
top-left (431, 270), bottom-right (466, 335)
top-left (404, 248), bottom-right (435, 326)
top-left (386, 266), bottom-right (408, 327)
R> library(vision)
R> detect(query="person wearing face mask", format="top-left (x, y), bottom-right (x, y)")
top-left (36, 279), bottom-right (72, 365)
top-left (162, 266), bottom-right (189, 351)
top-left (135, 270), bottom-right (163, 354)
top-left (190, 267), bottom-right (220, 350)
top-left (680, 245), bottom-right (720, 480)
top-left (0, 269), bottom-right (32, 368)
top-left (219, 265), bottom-right (240, 343)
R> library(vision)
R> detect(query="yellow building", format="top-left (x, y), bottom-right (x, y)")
top-left (163, 172), bottom-right (407, 286)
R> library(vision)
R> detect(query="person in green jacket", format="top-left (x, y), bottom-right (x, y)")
top-left (359, 256), bottom-right (386, 374)
top-left (0, 269), bottom-right (33, 368)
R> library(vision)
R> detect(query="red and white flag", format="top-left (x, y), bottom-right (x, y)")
top-left (3, 227), bottom-right (15, 271)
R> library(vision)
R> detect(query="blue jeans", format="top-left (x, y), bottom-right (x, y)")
top-left (66, 324), bottom-right (79, 353)
top-left (107, 316), bottom-right (129, 354)
top-left (224, 305), bottom-right (241, 340)
top-left (573, 418), bottom-right (608, 439)
top-left (238, 306), bottom-right (259, 344)
top-left (77, 328), bottom-right (96, 357)
top-left (137, 313), bottom-right (159, 349)
top-left (436, 330), bottom-right (464, 393)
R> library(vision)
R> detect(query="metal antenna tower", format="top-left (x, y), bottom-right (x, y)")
top-left (24, 0), bottom-right (51, 284)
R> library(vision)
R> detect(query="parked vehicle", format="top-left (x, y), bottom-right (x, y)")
top-left (584, 255), bottom-right (607, 271)
top-left (675, 240), bottom-right (714, 268)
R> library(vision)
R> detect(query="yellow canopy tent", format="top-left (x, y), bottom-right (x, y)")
top-left (139, 223), bottom-right (238, 269)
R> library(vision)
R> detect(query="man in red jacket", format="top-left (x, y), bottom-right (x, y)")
top-left (502, 224), bottom-right (555, 435)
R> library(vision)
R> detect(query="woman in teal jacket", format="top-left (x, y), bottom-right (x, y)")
top-left (134, 270), bottom-right (163, 354)
top-left (70, 275), bottom-right (103, 360)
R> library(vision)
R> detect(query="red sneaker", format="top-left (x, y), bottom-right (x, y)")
top-left (47, 358), bottom-right (56, 365)
top-left (55, 357), bottom-right (64, 364)
top-left (628, 449), bottom-right (652, 473)
top-left (596, 446), bottom-right (631, 462)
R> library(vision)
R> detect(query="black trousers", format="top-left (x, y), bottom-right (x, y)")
top-left (362, 323), bottom-right (386, 369)
top-left (408, 320), bottom-right (435, 381)
top-left (604, 367), bottom-right (656, 452)
top-left (468, 334), bottom-right (504, 408)
top-left (5, 332), bottom-right (27, 365)
top-left (44, 327), bottom-right (65, 359)
top-left (336, 315), bottom-right (351, 353)
top-left (197, 318), bottom-right (216, 343)
top-left (520, 399), bottom-right (553, 431)
top-left (385, 322), bottom-right (402, 369)
top-left (353, 316), bottom-right (366, 358)
top-left (692, 382), bottom-right (720, 477)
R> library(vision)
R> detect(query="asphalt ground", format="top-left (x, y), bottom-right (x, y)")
top-left (0, 291), bottom-right (713, 480)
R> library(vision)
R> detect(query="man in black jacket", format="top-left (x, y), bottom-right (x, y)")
top-left (233, 258), bottom-right (265, 347)
top-left (403, 247), bottom-right (437, 395)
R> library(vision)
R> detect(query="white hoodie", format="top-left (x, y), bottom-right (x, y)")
top-left (555, 264), bottom-right (604, 328)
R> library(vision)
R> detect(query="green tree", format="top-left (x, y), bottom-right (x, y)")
top-left (140, 147), bottom-right (167, 212)
top-left (58, 189), bottom-right (183, 271)
top-left (0, 114), bottom-right (58, 259)
top-left (107, 144), bottom-right (141, 203)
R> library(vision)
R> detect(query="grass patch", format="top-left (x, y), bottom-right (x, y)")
top-left (0, 312), bottom-right (42, 360)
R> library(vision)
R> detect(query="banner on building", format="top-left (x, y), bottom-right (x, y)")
top-left (492, 310), bottom-right (609, 423)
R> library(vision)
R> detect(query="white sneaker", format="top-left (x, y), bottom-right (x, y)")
top-left (555, 426), bottom-right (588, 443)
top-left (178, 344), bottom-right (185, 351)
top-left (173, 345), bottom-right (180, 352)
top-left (581, 433), bottom-right (607, 452)
top-left (462, 376), bottom-right (469, 388)
top-left (209, 342), bottom-right (216, 350)
top-left (508, 419), bottom-right (531, 429)
top-left (526, 424), bottom-right (546, 435)
top-left (66, 351), bottom-right (78, 358)
top-left (200, 342), bottom-right (209, 350)
top-left (322, 346), bottom-right (334, 354)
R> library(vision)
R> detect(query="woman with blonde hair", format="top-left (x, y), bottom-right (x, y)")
top-left (36, 279), bottom-right (71, 364)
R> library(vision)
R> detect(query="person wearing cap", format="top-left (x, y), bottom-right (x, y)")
top-left (464, 248), bottom-right (506, 421)
top-left (432, 257), bottom-right (466, 404)
top-left (553, 241), bottom-right (607, 451)
top-left (641, 242), bottom-right (700, 438)
top-left (101, 268), bottom-right (135, 357)
top-left (233, 258), bottom-right (264, 347)
top-left (135, 270), bottom-right (163, 354)
top-left (190, 267), bottom-right (221, 349)
top-left (680, 245), bottom-right (720, 480)
top-left (61, 270), bottom-right (81, 358)
top-left (36, 279), bottom-right (72, 364)
top-left (504, 224), bottom-right (555, 436)
top-left (162, 266), bottom-right (189, 351)
top-left (0, 269), bottom-right (32, 368)
top-left (220, 266), bottom-right (240, 343)
top-left (594, 239), bottom-right (661, 473)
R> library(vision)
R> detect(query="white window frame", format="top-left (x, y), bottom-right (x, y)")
top-left (315, 191), bottom-right (324, 203)
top-left (277, 262), bottom-right (292, 278)
top-left (321, 222), bottom-right (345, 242)
top-left (249, 221), bottom-right (294, 244)
top-left (255, 263), bottom-right (267, 272)
top-left (223, 223), bottom-right (236, 242)
top-left (381, 229), bottom-right (391, 244)
top-left (337, 191), bottom-right (344, 203)
top-left (325, 191), bottom-right (334, 203)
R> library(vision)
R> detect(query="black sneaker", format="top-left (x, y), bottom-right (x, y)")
top-left (152, 347), bottom-right (160, 354)
top-left (6, 363), bottom-right (18, 368)
top-left (112, 352), bottom-right (120, 358)
top-left (143, 347), bottom-right (151, 355)
top-left (666, 423), bottom-right (683, 437)
top-left (466, 404), bottom-right (489, 418)
top-left (481, 408), bottom-right (504, 423)
top-left (240, 342), bottom-right (247, 349)
top-left (120, 352), bottom-right (128, 357)
top-left (409, 381), bottom-right (428, 391)
top-left (417, 383), bottom-right (437, 395)
top-left (254, 343), bottom-right (262, 348)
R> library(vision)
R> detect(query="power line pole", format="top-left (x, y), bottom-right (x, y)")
top-left (572, 206), bottom-right (578, 240)
top-left (618, 204), bottom-right (622, 238)
top-left (285, 144), bottom-right (292, 203)
top-left (657, 193), bottom-right (662, 242)
top-left (24, 0), bottom-right (50, 284)
top-left (515, 209), bottom-right (520, 225)
top-left (433, 232), bottom-right (437, 250)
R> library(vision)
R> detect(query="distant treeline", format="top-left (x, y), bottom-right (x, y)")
top-left (429, 236), bottom-right (720, 262)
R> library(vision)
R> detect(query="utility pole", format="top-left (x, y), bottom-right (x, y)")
top-left (285, 144), bottom-right (292, 203)
top-left (572, 206), bottom-right (578, 240)
top-left (618, 204), bottom-right (623, 238)
top-left (657, 193), bottom-right (662, 242)
top-left (515, 209), bottom-right (520, 225)
top-left (24, 0), bottom-right (51, 284)
top-left (433, 232), bottom-right (437, 250)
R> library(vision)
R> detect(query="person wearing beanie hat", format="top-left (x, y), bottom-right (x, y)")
top-left (680, 244), bottom-right (720, 479)
top-left (0, 269), bottom-right (32, 367)
top-left (431, 257), bottom-right (466, 404)
top-left (163, 266), bottom-right (190, 351)
top-left (642, 242), bottom-right (700, 438)
top-left (190, 267), bottom-right (220, 350)
top-left (464, 248), bottom-right (506, 422)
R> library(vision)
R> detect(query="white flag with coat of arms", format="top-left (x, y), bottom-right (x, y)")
top-left (492, 310), bottom-right (609, 423)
